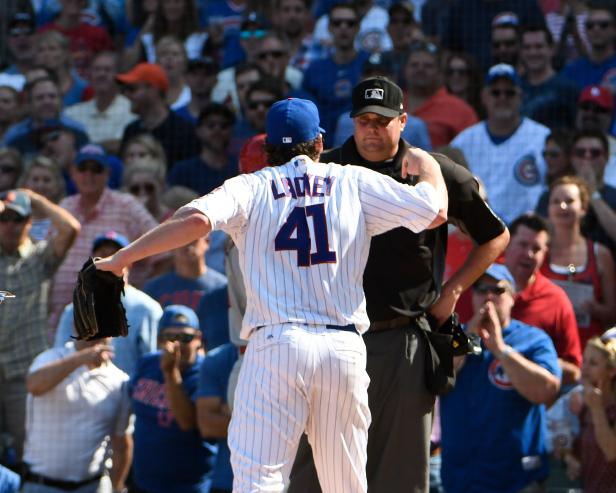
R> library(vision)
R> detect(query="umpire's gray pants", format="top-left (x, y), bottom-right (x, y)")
top-left (288, 323), bottom-right (434, 493)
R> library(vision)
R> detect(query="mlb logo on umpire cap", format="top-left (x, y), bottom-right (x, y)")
top-left (351, 76), bottom-right (404, 118)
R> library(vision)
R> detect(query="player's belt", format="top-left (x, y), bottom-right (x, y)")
top-left (25, 471), bottom-right (102, 490)
top-left (368, 316), bottom-right (412, 332)
top-left (255, 323), bottom-right (358, 333)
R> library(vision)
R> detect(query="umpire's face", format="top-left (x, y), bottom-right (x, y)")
top-left (353, 112), bottom-right (407, 162)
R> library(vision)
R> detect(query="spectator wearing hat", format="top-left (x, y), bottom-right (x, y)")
top-left (175, 57), bottom-right (219, 125)
top-left (53, 231), bottom-right (163, 377)
top-left (0, 188), bottom-right (80, 463)
top-left (169, 103), bottom-right (237, 196)
top-left (403, 41), bottom-right (478, 147)
top-left (23, 334), bottom-right (132, 493)
top-left (129, 304), bottom-right (212, 493)
top-left (490, 12), bottom-right (521, 68)
top-left (575, 84), bottom-right (616, 188)
top-left (562, 5), bottom-right (616, 90)
top-left (2, 12), bottom-right (37, 78)
top-left (520, 24), bottom-right (579, 130)
top-left (440, 263), bottom-right (561, 493)
top-left (49, 143), bottom-right (160, 333)
top-left (38, 0), bottom-right (113, 79)
top-left (441, 3), bottom-right (544, 70)
top-left (219, 10), bottom-right (269, 70)
top-left (301, 3), bottom-right (370, 145)
top-left (452, 64), bottom-right (550, 224)
top-left (3, 77), bottom-right (89, 159)
top-left (333, 55), bottom-right (432, 149)
top-left (65, 51), bottom-right (137, 156)
top-left (118, 63), bottom-right (200, 169)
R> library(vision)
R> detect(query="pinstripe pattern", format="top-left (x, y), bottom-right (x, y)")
top-left (179, 154), bottom-right (440, 493)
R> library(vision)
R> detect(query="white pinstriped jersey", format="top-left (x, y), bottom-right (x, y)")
top-left (182, 155), bottom-right (439, 339)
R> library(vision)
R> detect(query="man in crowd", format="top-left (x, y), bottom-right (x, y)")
top-left (175, 57), bottom-right (219, 125)
top-left (289, 77), bottom-right (509, 492)
top-left (451, 64), bottom-right (550, 224)
top-left (129, 305), bottom-right (211, 493)
top-left (2, 11), bottom-right (37, 77)
top-left (3, 77), bottom-right (89, 158)
top-left (272, 0), bottom-right (319, 71)
top-left (490, 13), bottom-right (521, 68)
top-left (65, 51), bottom-right (136, 155)
top-left (49, 144), bottom-right (159, 331)
top-left (53, 231), bottom-right (162, 376)
top-left (440, 264), bottom-right (561, 493)
top-left (118, 63), bottom-right (199, 169)
top-left (403, 41), bottom-right (478, 147)
top-left (382, 2), bottom-right (420, 84)
top-left (520, 24), bottom-right (578, 129)
top-left (23, 336), bottom-right (132, 492)
top-left (0, 189), bottom-right (80, 462)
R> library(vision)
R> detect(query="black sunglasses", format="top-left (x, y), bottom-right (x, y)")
top-left (330, 18), bottom-right (358, 28)
top-left (572, 147), bottom-right (604, 158)
top-left (491, 39), bottom-right (517, 49)
top-left (203, 121), bottom-right (232, 130)
top-left (0, 213), bottom-right (28, 223)
top-left (542, 149), bottom-right (562, 159)
top-left (473, 283), bottom-right (508, 295)
top-left (579, 102), bottom-right (610, 114)
top-left (160, 332), bottom-right (198, 343)
top-left (447, 67), bottom-right (469, 76)
top-left (248, 100), bottom-right (275, 110)
top-left (0, 165), bottom-right (17, 174)
top-left (258, 50), bottom-right (286, 60)
top-left (129, 183), bottom-right (156, 194)
top-left (585, 20), bottom-right (611, 30)
top-left (490, 88), bottom-right (517, 98)
top-left (76, 162), bottom-right (106, 174)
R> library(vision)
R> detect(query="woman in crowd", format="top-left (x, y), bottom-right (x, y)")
top-left (34, 31), bottom-right (89, 107)
top-left (566, 328), bottom-right (616, 492)
top-left (444, 52), bottom-right (483, 117)
top-left (122, 158), bottom-right (172, 222)
top-left (156, 36), bottom-right (191, 110)
top-left (542, 175), bottom-right (616, 348)
top-left (122, 134), bottom-right (168, 169)
top-left (536, 130), bottom-right (575, 216)
top-left (0, 147), bottom-right (23, 194)
top-left (123, 0), bottom-right (207, 66)
top-left (0, 85), bottom-right (22, 143)
top-left (18, 156), bottom-right (66, 241)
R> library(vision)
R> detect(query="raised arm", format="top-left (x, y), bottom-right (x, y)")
top-left (96, 207), bottom-right (211, 277)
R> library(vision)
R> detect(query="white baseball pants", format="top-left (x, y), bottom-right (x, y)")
top-left (228, 323), bottom-right (370, 493)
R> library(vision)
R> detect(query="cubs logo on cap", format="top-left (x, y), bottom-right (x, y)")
top-left (350, 76), bottom-right (404, 118)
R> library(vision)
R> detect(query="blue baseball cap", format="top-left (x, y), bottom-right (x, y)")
top-left (484, 263), bottom-right (516, 292)
top-left (0, 190), bottom-right (32, 218)
top-left (158, 305), bottom-right (200, 331)
top-left (266, 98), bottom-right (325, 147)
top-left (485, 63), bottom-right (520, 87)
top-left (76, 144), bottom-right (109, 168)
top-left (92, 231), bottom-right (129, 252)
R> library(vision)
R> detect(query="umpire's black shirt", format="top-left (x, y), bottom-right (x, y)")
top-left (322, 137), bottom-right (506, 322)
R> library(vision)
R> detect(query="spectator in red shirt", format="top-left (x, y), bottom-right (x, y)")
top-left (505, 212), bottom-right (582, 384)
top-left (403, 41), bottom-right (478, 147)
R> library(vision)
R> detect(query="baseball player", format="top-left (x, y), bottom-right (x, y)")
top-left (95, 98), bottom-right (447, 492)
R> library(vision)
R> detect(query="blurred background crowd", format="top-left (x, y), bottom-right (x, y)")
top-left (1, 0), bottom-right (616, 491)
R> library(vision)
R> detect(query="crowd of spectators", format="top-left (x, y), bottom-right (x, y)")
top-left (1, 0), bottom-right (616, 492)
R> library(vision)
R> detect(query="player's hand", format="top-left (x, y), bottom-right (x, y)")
top-left (160, 341), bottom-right (181, 374)
top-left (95, 254), bottom-right (127, 278)
top-left (80, 344), bottom-right (114, 367)
top-left (401, 147), bottom-right (436, 179)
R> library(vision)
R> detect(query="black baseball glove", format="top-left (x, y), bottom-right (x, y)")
top-left (73, 258), bottom-right (129, 340)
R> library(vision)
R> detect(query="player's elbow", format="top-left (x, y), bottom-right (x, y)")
top-left (180, 211), bottom-right (212, 238)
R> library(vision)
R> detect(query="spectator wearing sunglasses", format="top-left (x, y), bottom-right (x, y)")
top-left (403, 41), bottom-right (478, 147)
top-left (170, 102), bottom-right (237, 196)
top-left (254, 33), bottom-right (304, 93)
top-left (452, 64), bottom-right (550, 224)
top-left (123, 158), bottom-right (172, 222)
top-left (0, 188), bottom-right (80, 463)
top-left (130, 304), bottom-right (212, 493)
top-left (562, 327), bottom-right (616, 493)
top-left (490, 13), bottom-right (521, 69)
top-left (562, 5), bottom-right (616, 90)
top-left (175, 57), bottom-right (219, 125)
top-left (0, 148), bottom-right (23, 194)
top-left (3, 12), bottom-right (37, 78)
top-left (440, 263), bottom-right (561, 493)
top-left (49, 144), bottom-right (160, 333)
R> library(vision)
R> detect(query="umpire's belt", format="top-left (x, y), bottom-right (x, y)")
top-left (255, 323), bottom-right (357, 333)
top-left (368, 316), bottom-right (413, 332)
top-left (25, 471), bottom-right (102, 490)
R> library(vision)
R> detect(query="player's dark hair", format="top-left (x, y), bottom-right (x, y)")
top-left (571, 128), bottom-right (609, 156)
top-left (509, 212), bottom-right (551, 239)
top-left (264, 137), bottom-right (321, 166)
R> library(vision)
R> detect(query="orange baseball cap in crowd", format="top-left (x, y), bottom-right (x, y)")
top-left (115, 63), bottom-right (169, 93)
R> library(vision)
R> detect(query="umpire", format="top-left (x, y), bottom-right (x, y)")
top-left (288, 77), bottom-right (510, 492)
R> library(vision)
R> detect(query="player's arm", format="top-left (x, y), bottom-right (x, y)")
top-left (402, 147), bottom-right (448, 227)
top-left (196, 396), bottom-right (231, 439)
top-left (96, 207), bottom-right (212, 277)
